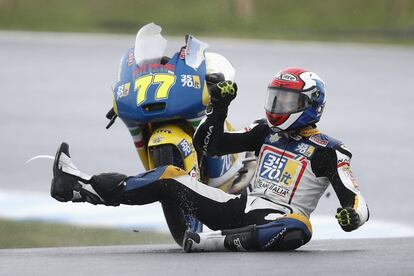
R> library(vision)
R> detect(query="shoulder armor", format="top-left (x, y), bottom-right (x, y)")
top-left (334, 143), bottom-right (352, 158)
top-left (244, 118), bottom-right (268, 132)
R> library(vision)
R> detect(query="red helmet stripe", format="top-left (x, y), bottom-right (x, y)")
top-left (266, 112), bottom-right (289, 126)
top-left (269, 67), bottom-right (307, 91)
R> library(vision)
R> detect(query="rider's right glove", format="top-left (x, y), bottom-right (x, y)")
top-left (335, 207), bottom-right (361, 232)
top-left (208, 80), bottom-right (238, 108)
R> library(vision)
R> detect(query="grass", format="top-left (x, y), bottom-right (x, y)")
top-left (0, 0), bottom-right (414, 44)
top-left (0, 219), bottom-right (173, 249)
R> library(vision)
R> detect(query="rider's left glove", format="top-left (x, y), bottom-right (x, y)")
top-left (335, 207), bottom-right (361, 232)
top-left (209, 80), bottom-right (237, 108)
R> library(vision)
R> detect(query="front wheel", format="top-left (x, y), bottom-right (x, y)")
top-left (151, 144), bottom-right (201, 246)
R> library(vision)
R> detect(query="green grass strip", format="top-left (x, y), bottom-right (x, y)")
top-left (0, 219), bottom-right (173, 249)
top-left (0, 0), bottom-right (414, 44)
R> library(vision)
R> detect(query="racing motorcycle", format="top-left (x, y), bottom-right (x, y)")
top-left (106, 23), bottom-right (256, 245)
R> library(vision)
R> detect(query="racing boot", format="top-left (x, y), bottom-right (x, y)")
top-left (51, 142), bottom-right (126, 205)
top-left (183, 225), bottom-right (257, 252)
top-left (183, 230), bottom-right (226, 252)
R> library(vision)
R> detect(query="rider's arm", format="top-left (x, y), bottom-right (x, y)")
top-left (311, 145), bottom-right (369, 231)
top-left (194, 114), bottom-right (268, 156)
top-left (193, 80), bottom-right (268, 156)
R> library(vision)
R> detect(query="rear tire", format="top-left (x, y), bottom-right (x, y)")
top-left (151, 144), bottom-right (196, 246)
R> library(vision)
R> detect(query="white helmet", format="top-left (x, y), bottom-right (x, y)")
top-left (205, 52), bottom-right (235, 81)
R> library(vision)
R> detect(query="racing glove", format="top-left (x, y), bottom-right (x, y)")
top-left (209, 80), bottom-right (238, 108)
top-left (335, 207), bottom-right (361, 232)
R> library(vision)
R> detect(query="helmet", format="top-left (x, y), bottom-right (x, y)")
top-left (264, 67), bottom-right (326, 131)
top-left (205, 52), bottom-right (235, 81)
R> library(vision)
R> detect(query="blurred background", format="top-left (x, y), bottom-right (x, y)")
top-left (1, 0), bottom-right (414, 43)
top-left (1, 0), bottom-right (414, 248)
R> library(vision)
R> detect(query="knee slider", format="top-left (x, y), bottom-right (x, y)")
top-left (256, 215), bottom-right (312, 251)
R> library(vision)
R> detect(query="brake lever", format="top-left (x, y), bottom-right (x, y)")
top-left (105, 108), bottom-right (117, 129)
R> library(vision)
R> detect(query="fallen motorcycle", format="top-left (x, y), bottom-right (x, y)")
top-left (106, 23), bottom-right (256, 245)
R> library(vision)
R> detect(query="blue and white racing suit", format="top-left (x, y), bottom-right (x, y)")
top-left (83, 112), bottom-right (369, 251)
top-left (190, 108), bottom-right (369, 250)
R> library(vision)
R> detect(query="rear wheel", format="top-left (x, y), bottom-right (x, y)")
top-left (151, 144), bottom-right (201, 246)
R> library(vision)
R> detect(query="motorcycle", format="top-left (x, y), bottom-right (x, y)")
top-left (106, 23), bottom-right (256, 245)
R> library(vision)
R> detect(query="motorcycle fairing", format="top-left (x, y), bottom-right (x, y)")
top-left (147, 124), bottom-right (197, 173)
top-left (113, 44), bottom-right (208, 126)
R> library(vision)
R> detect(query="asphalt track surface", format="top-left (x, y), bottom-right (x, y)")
top-left (1, 31), bottom-right (414, 274)
top-left (1, 238), bottom-right (413, 276)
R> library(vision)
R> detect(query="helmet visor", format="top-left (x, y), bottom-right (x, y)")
top-left (265, 88), bottom-right (311, 114)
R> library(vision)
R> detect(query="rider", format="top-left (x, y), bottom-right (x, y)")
top-left (50, 67), bottom-right (369, 252)
top-left (188, 67), bottom-right (369, 251)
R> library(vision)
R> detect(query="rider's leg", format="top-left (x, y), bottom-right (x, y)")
top-left (183, 213), bottom-right (312, 252)
top-left (52, 143), bottom-right (312, 252)
top-left (51, 142), bottom-right (249, 229)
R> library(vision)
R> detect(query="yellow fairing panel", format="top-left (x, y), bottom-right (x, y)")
top-left (137, 148), bottom-right (150, 170)
top-left (148, 124), bottom-right (197, 173)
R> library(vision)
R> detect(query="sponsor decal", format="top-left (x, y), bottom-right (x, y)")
top-left (181, 75), bottom-right (201, 89)
top-left (259, 152), bottom-right (298, 186)
top-left (133, 63), bottom-right (175, 77)
top-left (256, 146), bottom-right (307, 203)
top-left (264, 228), bottom-right (286, 249)
top-left (309, 135), bottom-right (329, 147)
top-left (233, 238), bottom-right (246, 251)
top-left (337, 159), bottom-right (349, 166)
top-left (127, 50), bottom-right (135, 67)
top-left (295, 143), bottom-right (315, 158)
top-left (178, 139), bottom-right (192, 158)
top-left (203, 125), bottom-right (214, 154)
top-left (220, 154), bottom-right (234, 176)
top-left (116, 82), bottom-right (131, 99)
top-left (255, 179), bottom-right (289, 197)
top-left (275, 72), bottom-right (298, 82)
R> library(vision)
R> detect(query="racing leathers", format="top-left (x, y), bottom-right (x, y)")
top-left (192, 97), bottom-right (370, 242)
top-left (51, 142), bottom-right (315, 252)
top-left (51, 79), bottom-right (369, 252)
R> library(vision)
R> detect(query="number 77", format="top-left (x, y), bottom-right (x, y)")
top-left (135, 74), bottom-right (176, 105)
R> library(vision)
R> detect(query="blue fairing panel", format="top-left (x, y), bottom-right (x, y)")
top-left (114, 49), bottom-right (207, 125)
